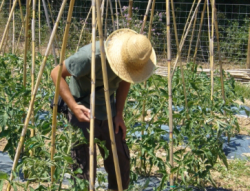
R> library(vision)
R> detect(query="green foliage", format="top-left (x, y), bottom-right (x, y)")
top-left (219, 18), bottom-right (250, 64)
top-left (0, 52), bottom-right (244, 190)
top-left (125, 62), bottom-right (240, 189)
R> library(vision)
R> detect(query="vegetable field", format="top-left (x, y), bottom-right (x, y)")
top-left (0, 53), bottom-right (249, 190)
top-left (0, 0), bottom-right (250, 190)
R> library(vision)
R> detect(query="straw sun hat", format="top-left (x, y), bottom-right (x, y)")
top-left (105, 28), bottom-right (157, 83)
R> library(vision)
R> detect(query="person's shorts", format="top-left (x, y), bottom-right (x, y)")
top-left (67, 112), bottom-right (130, 190)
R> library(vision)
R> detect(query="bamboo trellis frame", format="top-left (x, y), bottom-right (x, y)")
top-left (12, 0), bottom-right (15, 54)
top-left (7, 1), bottom-right (68, 190)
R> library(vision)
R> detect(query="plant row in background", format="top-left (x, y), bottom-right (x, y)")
top-left (0, 53), bottom-right (244, 190)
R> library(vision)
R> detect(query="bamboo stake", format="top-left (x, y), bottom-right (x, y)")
top-left (42, 0), bottom-right (58, 65)
top-left (3, 0), bottom-right (11, 54)
top-left (51, 0), bottom-right (75, 183)
top-left (118, 0), bottom-right (123, 17)
top-left (140, 0), bottom-right (155, 173)
top-left (187, 6), bottom-right (198, 62)
top-left (109, 0), bottom-right (115, 31)
top-left (0, 0), bottom-right (5, 12)
top-left (193, 0), bottom-right (207, 64)
top-left (128, 0), bottom-right (133, 28)
top-left (89, 0), bottom-right (96, 189)
top-left (101, 0), bottom-right (105, 26)
top-left (209, 0), bottom-right (214, 101)
top-left (171, 0), bottom-right (202, 77)
top-left (0, 0), bottom-right (18, 53)
top-left (207, 0), bottom-right (211, 44)
top-left (147, 0), bottom-right (155, 40)
top-left (140, 0), bottom-right (152, 34)
top-left (18, 0), bottom-right (24, 25)
top-left (12, 0), bottom-right (15, 54)
top-left (38, 0), bottom-right (41, 52)
top-left (104, 0), bottom-right (109, 39)
top-left (15, 0), bottom-right (29, 54)
top-left (180, 0), bottom-right (196, 45)
top-left (171, 0), bottom-right (189, 115)
top-left (247, 24), bottom-right (250, 68)
top-left (76, 7), bottom-right (92, 52)
top-left (96, 0), bottom-right (123, 189)
top-left (30, 0), bottom-right (36, 156)
top-left (115, 0), bottom-right (118, 29)
top-left (213, 2), bottom-right (226, 102)
top-left (166, 0), bottom-right (174, 187)
top-left (22, 0), bottom-right (31, 87)
top-left (7, 1), bottom-right (68, 190)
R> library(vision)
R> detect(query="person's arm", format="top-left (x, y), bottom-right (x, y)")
top-left (114, 80), bottom-right (130, 140)
top-left (50, 61), bottom-right (90, 122)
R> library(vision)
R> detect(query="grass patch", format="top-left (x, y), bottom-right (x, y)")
top-left (235, 82), bottom-right (250, 100)
top-left (213, 158), bottom-right (250, 190)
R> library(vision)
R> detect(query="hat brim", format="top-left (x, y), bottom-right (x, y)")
top-left (105, 28), bottom-right (157, 84)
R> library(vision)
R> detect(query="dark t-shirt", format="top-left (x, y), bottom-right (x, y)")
top-left (65, 41), bottom-right (122, 120)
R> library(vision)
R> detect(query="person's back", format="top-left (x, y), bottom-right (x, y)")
top-left (50, 28), bottom-right (157, 190)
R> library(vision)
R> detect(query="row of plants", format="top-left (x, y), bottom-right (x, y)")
top-left (0, 52), bottom-right (244, 190)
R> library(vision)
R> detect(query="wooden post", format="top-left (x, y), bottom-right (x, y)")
top-left (51, 0), bottom-right (75, 183)
top-left (96, 0), bottom-right (123, 189)
top-left (6, 1), bottom-right (68, 190)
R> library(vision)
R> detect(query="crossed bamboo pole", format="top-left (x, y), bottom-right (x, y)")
top-left (171, 0), bottom-right (202, 77)
top-left (171, 0), bottom-right (189, 115)
top-left (42, 0), bottom-right (58, 65)
top-left (193, 0), bottom-right (207, 63)
top-left (109, 0), bottom-right (115, 31)
top-left (51, 0), bottom-right (75, 182)
top-left (7, 1), bottom-right (68, 190)
top-left (96, 0), bottom-right (123, 189)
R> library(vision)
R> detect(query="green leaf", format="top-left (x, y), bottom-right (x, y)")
top-left (0, 171), bottom-right (8, 180)
top-left (74, 168), bottom-right (83, 175)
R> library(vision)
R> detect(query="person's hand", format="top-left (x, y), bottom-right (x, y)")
top-left (114, 115), bottom-right (126, 140)
top-left (72, 105), bottom-right (90, 122)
